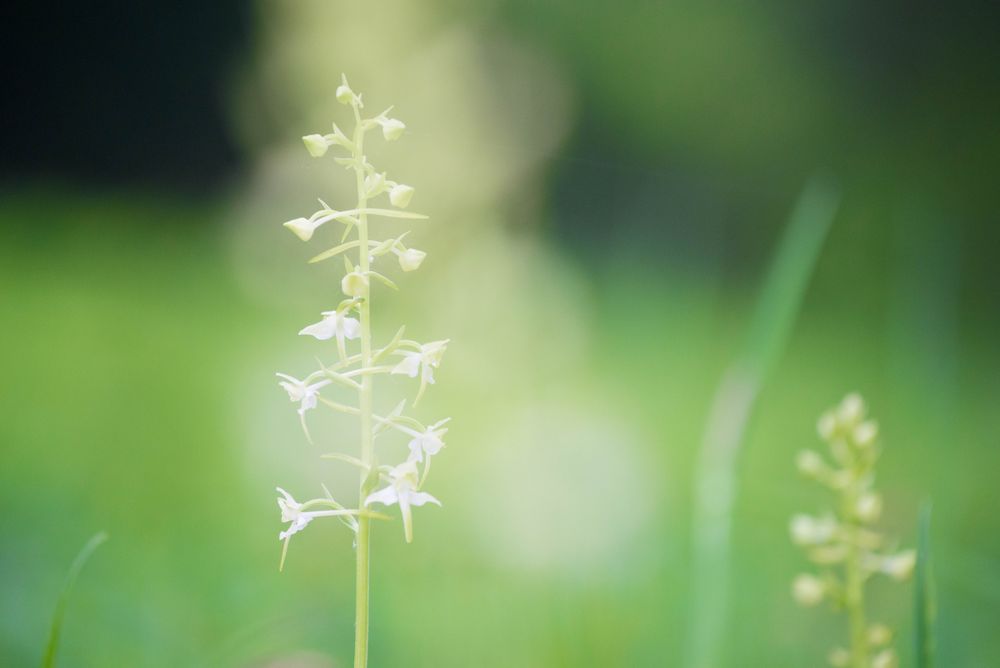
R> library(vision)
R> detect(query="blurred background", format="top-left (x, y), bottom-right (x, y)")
top-left (2, 1), bottom-right (998, 666)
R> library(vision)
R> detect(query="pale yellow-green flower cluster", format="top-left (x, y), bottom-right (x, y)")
top-left (274, 75), bottom-right (450, 573)
top-left (791, 394), bottom-right (914, 668)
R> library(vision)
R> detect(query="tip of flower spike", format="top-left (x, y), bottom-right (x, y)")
top-left (302, 134), bottom-right (328, 157)
top-left (284, 218), bottom-right (315, 242)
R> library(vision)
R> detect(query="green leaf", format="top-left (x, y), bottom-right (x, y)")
top-left (42, 532), bottom-right (108, 668)
top-left (915, 501), bottom-right (936, 668)
top-left (687, 178), bottom-right (839, 668)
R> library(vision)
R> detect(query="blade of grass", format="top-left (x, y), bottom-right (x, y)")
top-left (915, 501), bottom-right (936, 668)
top-left (41, 531), bottom-right (108, 668)
top-left (686, 179), bottom-right (839, 668)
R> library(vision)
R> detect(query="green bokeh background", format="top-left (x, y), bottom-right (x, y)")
top-left (2, 1), bottom-right (998, 666)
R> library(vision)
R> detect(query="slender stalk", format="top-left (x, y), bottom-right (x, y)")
top-left (844, 486), bottom-right (868, 668)
top-left (352, 103), bottom-right (374, 668)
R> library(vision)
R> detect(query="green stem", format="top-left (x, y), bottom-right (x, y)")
top-left (844, 487), bottom-right (868, 668)
top-left (352, 103), bottom-right (374, 668)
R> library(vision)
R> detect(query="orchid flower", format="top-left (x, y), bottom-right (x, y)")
top-left (276, 487), bottom-right (358, 570)
top-left (300, 310), bottom-right (360, 359)
top-left (284, 209), bottom-right (340, 242)
top-left (365, 462), bottom-right (440, 543)
top-left (391, 339), bottom-right (449, 404)
top-left (276, 373), bottom-right (331, 441)
top-left (394, 418), bottom-right (450, 464)
top-left (300, 310), bottom-right (360, 342)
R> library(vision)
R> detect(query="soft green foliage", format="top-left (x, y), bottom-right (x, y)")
top-left (1, 190), bottom-right (997, 666)
top-left (688, 180), bottom-right (838, 668)
top-left (273, 75), bottom-right (447, 668)
top-left (791, 395), bottom-right (915, 668)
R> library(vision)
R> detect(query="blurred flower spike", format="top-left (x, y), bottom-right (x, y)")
top-left (268, 74), bottom-right (449, 665)
top-left (789, 394), bottom-right (914, 667)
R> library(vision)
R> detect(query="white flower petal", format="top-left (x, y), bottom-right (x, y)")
top-left (407, 491), bottom-right (441, 507)
top-left (365, 486), bottom-right (399, 507)
top-left (407, 438), bottom-right (424, 463)
top-left (392, 353), bottom-right (420, 378)
top-left (299, 317), bottom-right (338, 340)
top-left (342, 317), bottom-right (361, 340)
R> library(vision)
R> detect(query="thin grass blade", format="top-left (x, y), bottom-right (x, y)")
top-left (41, 531), bottom-right (109, 668)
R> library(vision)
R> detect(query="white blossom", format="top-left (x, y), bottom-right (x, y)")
top-left (302, 134), bottom-right (329, 158)
top-left (855, 492), bottom-right (882, 523)
top-left (276, 373), bottom-right (330, 440)
top-left (792, 573), bottom-right (825, 606)
top-left (389, 184), bottom-right (414, 208)
top-left (796, 449), bottom-right (825, 477)
top-left (283, 211), bottom-right (337, 242)
top-left (790, 514), bottom-right (837, 546)
top-left (365, 462), bottom-right (440, 543)
top-left (276, 487), bottom-right (357, 570)
top-left (871, 649), bottom-right (899, 668)
top-left (299, 310), bottom-right (361, 345)
top-left (342, 271), bottom-right (369, 298)
top-left (392, 340), bottom-right (448, 402)
top-left (277, 487), bottom-right (312, 541)
top-left (336, 77), bottom-right (358, 106)
top-left (377, 116), bottom-right (406, 141)
top-left (396, 418), bottom-right (450, 464)
top-left (276, 373), bottom-right (329, 415)
top-left (398, 247), bottom-right (426, 272)
top-left (879, 550), bottom-right (916, 581)
top-left (853, 420), bottom-right (878, 447)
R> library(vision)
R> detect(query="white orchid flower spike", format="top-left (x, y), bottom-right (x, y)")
top-left (276, 373), bottom-right (331, 442)
top-left (365, 462), bottom-right (440, 543)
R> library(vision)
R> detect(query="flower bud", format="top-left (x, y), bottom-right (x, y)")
top-left (796, 450), bottom-right (825, 478)
top-left (827, 648), bottom-right (849, 667)
top-left (378, 117), bottom-right (406, 141)
top-left (389, 184), bottom-right (415, 209)
top-left (302, 134), bottom-right (329, 158)
top-left (871, 648), bottom-right (898, 668)
top-left (855, 492), bottom-right (882, 523)
top-left (341, 271), bottom-right (369, 298)
top-left (365, 172), bottom-right (386, 197)
top-left (882, 550), bottom-right (916, 581)
top-left (790, 514), bottom-right (836, 546)
top-left (853, 420), bottom-right (878, 448)
top-left (399, 247), bottom-right (426, 272)
top-left (868, 623), bottom-right (893, 647)
top-left (336, 83), bottom-right (356, 105)
top-left (284, 217), bottom-right (317, 242)
top-left (817, 411), bottom-right (837, 441)
top-left (838, 393), bottom-right (865, 426)
top-left (792, 574), bottom-right (825, 606)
